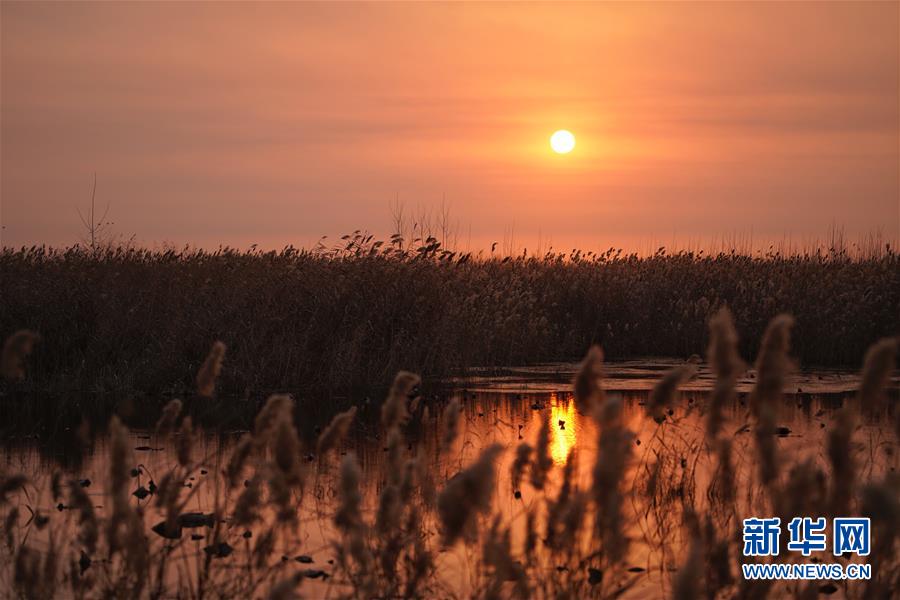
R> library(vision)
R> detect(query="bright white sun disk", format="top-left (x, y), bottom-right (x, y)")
top-left (550, 130), bottom-right (576, 154)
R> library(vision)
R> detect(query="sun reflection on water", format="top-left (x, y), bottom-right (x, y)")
top-left (549, 393), bottom-right (578, 465)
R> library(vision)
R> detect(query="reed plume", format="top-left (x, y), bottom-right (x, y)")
top-left (592, 396), bottom-right (632, 565)
top-left (647, 365), bottom-right (695, 423)
top-left (573, 345), bottom-right (604, 414)
top-left (225, 434), bottom-right (254, 488)
top-left (530, 418), bottom-right (552, 491)
top-left (706, 308), bottom-right (744, 440)
top-left (155, 398), bottom-right (182, 437)
top-left (68, 480), bottom-right (98, 554)
top-left (176, 416), bottom-right (194, 467)
top-left (196, 340), bottom-right (226, 397)
top-left (334, 453), bottom-right (363, 532)
top-left (1, 330), bottom-right (39, 381)
top-left (437, 444), bottom-right (503, 545)
top-left (382, 371), bottom-right (420, 431)
top-left (233, 475), bottom-right (262, 526)
top-left (273, 415), bottom-right (302, 486)
top-left (750, 314), bottom-right (794, 489)
top-left (316, 406), bottom-right (357, 456)
top-left (857, 337), bottom-right (897, 415)
top-left (0, 474), bottom-right (27, 505)
top-left (511, 442), bottom-right (533, 493)
top-left (441, 398), bottom-right (461, 451)
top-left (254, 394), bottom-right (293, 441)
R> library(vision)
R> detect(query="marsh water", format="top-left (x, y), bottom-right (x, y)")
top-left (3, 360), bottom-right (897, 597)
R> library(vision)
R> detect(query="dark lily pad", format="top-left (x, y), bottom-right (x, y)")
top-left (178, 512), bottom-right (215, 528)
top-left (302, 569), bottom-right (327, 579)
top-left (132, 486), bottom-right (151, 499)
top-left (295, 555), bottom-right (313, 564)
top-left (588, 567), bottom-right (603, 585)
top-left (203, 542), bottom-right (233, 558)
top-left (819, 583), bottom-right (838, 595)
top-left (627, 566), bottom-right (646, 573)
top-left (79, 552), bottom-right (91, 575)
top-left (151, 521), bottom-right (182, 540)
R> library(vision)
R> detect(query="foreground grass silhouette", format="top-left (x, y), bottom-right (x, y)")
top-left (0, 311), bottom-right (897, 598)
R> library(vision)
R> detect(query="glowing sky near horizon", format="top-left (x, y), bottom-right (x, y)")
top-left (1, 2), bottom-right (898, 252)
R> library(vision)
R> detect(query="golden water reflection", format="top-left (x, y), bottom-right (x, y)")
top-left (549, 393), bottom-right (578, 466)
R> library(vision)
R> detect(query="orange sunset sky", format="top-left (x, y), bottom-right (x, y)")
top-left (2, 2), bottom-right (898, 253)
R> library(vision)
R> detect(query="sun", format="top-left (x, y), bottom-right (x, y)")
top-left (550, 129), bottom-right (576, 154)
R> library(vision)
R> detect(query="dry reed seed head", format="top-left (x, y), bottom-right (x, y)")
top-left (268, 469), bottom-right (297, 524)
top-left (274, 417), bottom-right (303, 485)
top-left (524, 508), bottom-right (537, 560)
top-left (13, 545), bottom-right (41, 598)
top-left (385, 427), bottom-right (406, 485)
top-left (592, 401), bottom-right (633, 565)
top-left (706, 308), bottom-right (744, 440)
top-left (253, 528), bottom-right (276, 569)
top-left (441, 398), bottom-right (461, 451)
top-left (857, 337), bottom-right (897, 413)
top-left (253, 394), bottom-right (294, 442)
top-left (530, 417), bottom-right (553, 490)
top-left (399, 458), bottom-right (419, 503)
top-left (196, 340), bottom-right (226, 397)
top-left (860, 476), bottom-right (900, 546)
top-left (67, 480), bottom-right (98, 554)
top-left (404, 524), bottom-right (433, 599)
top-left (381, 371), bottom-right (420, 430)
top-left (560, 491), bottom-right (588, 549)
top-left (176, 416), bottom-right (194, 467)
top-left (108, 416), bottom-right (132, 507)
top-left (233, 476), bottom-right (262, 526)
top-left (4, 507), bottom-right (18, 551)
top-left (334, 452), bottom-right (363, 532)
top-left (225, 434), bottom-right (254, 488)
top-left (596, 395), bottom-right (624, 428)
top-left (750, 314), bottom-right (795, 419)
top-left (155, 398), bottom-right (183, 438)
top-left (50, 471), bottom-right (62, 502)
top-left (156, 471), bottom-right (184, 538)
top-left (647, 365), bottom-right (696, 423)
top-left (375, 483), bottom-right (402, 535)
top-left (0, 474), bottom-right (28, 505)
top-left (715, 439), bottom-right (736, 506)
top-left (316, 406), bottom-right (357, 456)
top-left (437, 443), bottom-right (504, 546)
top-left (1, 330), bottom-right (39, 381)
top-left (121, 510), bottom-right (149, 588)
top-left (707, 307), bottom-right (744, 379)
top-left (511, 442), bottom-right (533, 491)
top-left (754, 421), bottom-right (779, 489)
top-left (573, 345), bottom-right (605, 415)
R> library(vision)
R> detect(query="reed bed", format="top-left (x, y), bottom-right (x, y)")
top-left (0, 313), bottom-right (897, 598)
top-left (1, 239), bottom-right (897, 409)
